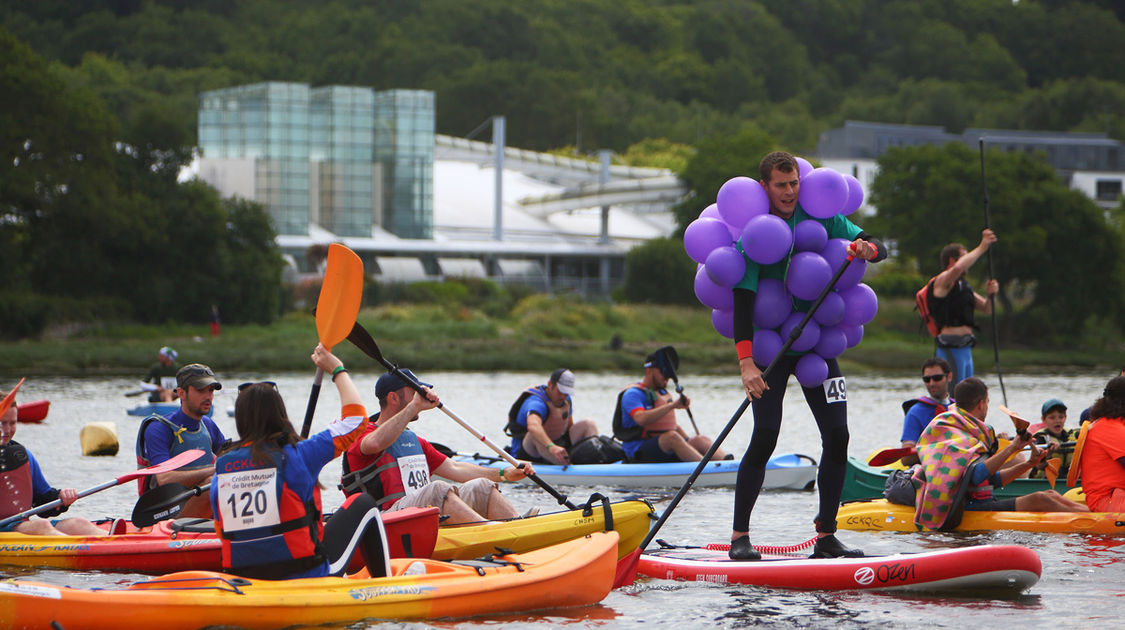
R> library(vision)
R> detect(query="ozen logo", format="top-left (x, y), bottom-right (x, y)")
top-left (853, 566), bottom-right (875, 586)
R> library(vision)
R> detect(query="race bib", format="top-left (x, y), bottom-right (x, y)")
top-left (398, 454), bottom-right (430, 497)
top-left (160, 376), bottom-right (177, 390)
top-left (216, 468), bottom-right (281, 533)
top-left (823, 377), bottom-right (847, 404)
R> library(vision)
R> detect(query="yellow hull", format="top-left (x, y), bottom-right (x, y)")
top-left (433, 499), bottom-right (653, 560)
top-left (0, 532), bottom-right (619, 629)
top-left (839, 499), bottom-right (1125, 534)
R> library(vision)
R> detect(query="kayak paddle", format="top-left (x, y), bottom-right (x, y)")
top-left (1067, 420), bottom-right (1091, 487)
top-left (0, 449), bottom-right (206, 528)
top-left (300, 243), bottom-right (364, 438)
top-left (0, 377), bottom-right (26, 419)
top-left (132, 483), bottom-right (211, 527)
top-left (345, 321), bottom-right (579, 510)
top-left (867, 446), bottom-right (918, 467)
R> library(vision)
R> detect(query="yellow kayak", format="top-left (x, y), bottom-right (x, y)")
top-left (434, 499), bottom-right (654, 561)
top-left (839, 499), bottom-right (1125, 534)
top-left (0, 532), bottom-right (619, 629)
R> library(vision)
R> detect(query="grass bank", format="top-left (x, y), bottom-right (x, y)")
top-left (1, 296), bottom-right (1120, 378)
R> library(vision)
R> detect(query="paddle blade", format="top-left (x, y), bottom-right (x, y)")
top-left (1044, 458), bottom-right (1061, 487)
top-left (614, 548), bottom-right (641, 588)
top-left (997, 405), bottom-right (1031, 436)
top-left (868, 447), bottom-right (915, 467)
top-left (316, 244), bottom-right (364, 350)
top-left (346, 321), bottom-right (388, 366)
top-left (132, 482), bottom-right (195, 527)
top-left (1067, 420), bottom-right (1091, 487)
top-left (115, 449), bottom-right (206, 485)
top-left (0, 377), bottom-right (26, 419)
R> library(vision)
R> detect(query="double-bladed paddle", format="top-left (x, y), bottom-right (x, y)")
top-left (0, 378), bottom-right (26, 420)
top-left (344, 321), bottom-right (579, 510)
top-left (132, 482), bottom-right (212, 527)
top-left (300, 243), bottom-right (365, 438)
top-left (0, 449), bottom-right (206, 528)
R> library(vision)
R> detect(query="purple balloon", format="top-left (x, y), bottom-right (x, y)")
top-left (694, 266), bottom-right (734, 311)
top-left (740, 214), bottom-right (792, 265)
top-left (795, 156), bottom-right (814, 180)
top-left (684, 217), bottom-right (733, 264)
top-left (700, 203), bottom-right (741, 240)
top-left (753, 278), bottom-right (791, 329)
top-left (793, 220), bottom-right (828, 253)
top-left (795, 353), bottom-right (829, 388)
top-left (716, 176), bottom-right (768, 231)
top-left (820, 238), bottom-right (867, 290)
top-left (812, 291), bottom-right (845, 327)
top-left (705, 245), bottom-right (747, 288)
top-left (780, 311), bottom-right (821, 353)
top-left (839, 283), bottom-right (878, 326)
top-left (842, 174), bottom-right (864, 216)
top-left (712, 309), bottom-right (734, 339)
top-left (798, 167), bottom-right (849, 219)
top-left (753, 328), bottom-right (783, 366)
top-left (785, 251), bottom-right (833, 301)
top-left (841, 324), bottom-right (864, 348)
top-left (814, 326), bottom-right (848, 359)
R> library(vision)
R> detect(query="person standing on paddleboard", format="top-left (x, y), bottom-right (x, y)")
top-left (731, 151), bottom-right (886, 560)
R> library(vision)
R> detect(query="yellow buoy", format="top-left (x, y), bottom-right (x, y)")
top-left (80, 421), bottom-right (119, 456)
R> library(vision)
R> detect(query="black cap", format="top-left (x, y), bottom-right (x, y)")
top-left (375, 369), bottom-right (432, 399)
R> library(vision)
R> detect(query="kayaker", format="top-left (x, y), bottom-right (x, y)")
top-left (136, 363), bottom-right (228, 518)
top-left (898, 357), bottom-right (954, 466)
top-left (613, 348), bottom-right (726, 463)
top-left (923, 230), bottom-right (1000, 386)
top-left (210, 344), bottom-right (367, 580)
top-left (505, 368), bottom-right (598, 465)
top-left (914, 377), bottom-right (1087, 531)
top-left (341, 369), bottom-right (537, 524)
top-left (1078, 376), bottom-right (1125, 512)
top-left (1030, 398), bottom-right (1076, 480)
top-left (0, 388), bottom-right (105, 536)
top-left (140, 346), bottom-right (180, 403)
top-left (730, 151), bottom-right (886, 561)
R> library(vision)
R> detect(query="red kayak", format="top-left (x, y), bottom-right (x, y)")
top-left (15, 400), bottom-right (49, 423)
top-left (0, 507), bottom-right (437, 574)
top-left (638, 543), bottom-right (1041, 593)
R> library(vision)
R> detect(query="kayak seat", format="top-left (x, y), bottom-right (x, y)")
top-left (324, 493), bottom-right (391, 578)
top-left (170, 518), bottom-right (217, 534)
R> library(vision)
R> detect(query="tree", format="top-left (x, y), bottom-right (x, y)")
top-left (619, 237), bottom-right (696, 305)
top-left (674, 126), bottom-right (779, 233)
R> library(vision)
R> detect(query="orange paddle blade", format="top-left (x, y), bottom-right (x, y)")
top-left (1044, 457), bottom-right (1062, 487)
top-left (997, 404), bottom-right (1030, 435)
top-left (1067, 420), bottom-right (1091, 487)
top-left (0, 377), bottom-right (26, 419)
top-left (315, 244), bottom-right (364, 350)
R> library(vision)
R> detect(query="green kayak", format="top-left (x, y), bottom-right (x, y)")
top-left (841, 456), bottom-right (1070, 503)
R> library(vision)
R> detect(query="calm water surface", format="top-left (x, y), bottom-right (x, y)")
top-left (5, 369), bottom-right (1123, 628)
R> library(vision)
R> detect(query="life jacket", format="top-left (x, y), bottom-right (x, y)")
top-left (505, 386), bottom-right (573, 447)
top-left (914, 277), bottom-right (940, 337)
top-left (901, 396), bottom-right (954, 415)
top-left (340, 428), bottom-right (430, 510)
top-left (928, 277), bottom-right (978, 331)
top-left (213, 445), bottom-right (324, 579)
top-left (612, 383), bottom-right (676, 443)
top-left (135, 413), bottom-right (217, 494)
top-left (0, 442), bottom-right (34, 519)
top-left (1029, 427), bottom-right (1077, 480)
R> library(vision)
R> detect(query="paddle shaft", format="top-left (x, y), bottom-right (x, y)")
top-left (344, 323), bottom-right (579, 510)
top-left (300, 369), bottom-right (325, 438)
top-left (640, 255), bottom-right (857, 550)
top-left (978, 139), bottom-right (1007, 406)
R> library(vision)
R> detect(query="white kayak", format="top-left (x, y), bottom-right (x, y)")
top-left (454, 453), bottom-right (817, 489)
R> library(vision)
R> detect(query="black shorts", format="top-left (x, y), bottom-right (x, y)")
top-left (964, 497), bottom-right (1017, 511)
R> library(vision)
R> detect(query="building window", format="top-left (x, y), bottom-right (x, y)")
top-left (1096, 179), bottom-right (1123, 202)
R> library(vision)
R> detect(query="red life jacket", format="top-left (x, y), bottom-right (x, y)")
top-left (340, 428), bottom-right (430, 510)
top-left (0, 442), bottom-right (34, 520)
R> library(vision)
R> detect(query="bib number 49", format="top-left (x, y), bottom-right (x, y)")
top-left (823, 377), bottom-right (847, 403)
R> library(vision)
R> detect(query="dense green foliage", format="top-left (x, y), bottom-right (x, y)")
top-left (619, 237), bottom-right (697, 305)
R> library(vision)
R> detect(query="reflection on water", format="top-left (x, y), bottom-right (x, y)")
top-left (2, 370), bottom-right (1123, 628)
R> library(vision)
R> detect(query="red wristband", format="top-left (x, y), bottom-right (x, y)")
top-left (736, 340), bottom-right (753, 361)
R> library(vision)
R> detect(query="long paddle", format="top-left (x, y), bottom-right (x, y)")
top-left (345, 322), bottom-right (579, 510)
top-left (639, 253), bottom-right (858, 551)
top-left (978, 139), bottom-right (1007, 405)
top-left (132, 483), bottom-right (211, 527)
top-left (654, 345), bottom-right (701, 436)
top-left (869, 442), bottom-right (1074, 468)
top-left (0, 449), bottom-right (205, 528)
top-left (300, 243), bottom-right (365, 438)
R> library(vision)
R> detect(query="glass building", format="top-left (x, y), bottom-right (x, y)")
top-left (198, 82), bottom-right (434, 239)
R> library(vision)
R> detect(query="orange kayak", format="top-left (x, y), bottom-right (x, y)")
top-left (0, 531), bottom-right (619, 629)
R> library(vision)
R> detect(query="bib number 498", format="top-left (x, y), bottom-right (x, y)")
top-left (823, 377), bottom-right (847, 403)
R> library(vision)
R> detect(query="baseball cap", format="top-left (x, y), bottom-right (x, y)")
top-left (550, 368), bottom-right (575, 395)
top-left (176, 364), bottom-right (221, 391)
top-left (1040, 398), bottom-right (1066, 416)
top-left (375, 369), bottom-right (432, 399)
top-left (159, 346), bottom-right (178, 361)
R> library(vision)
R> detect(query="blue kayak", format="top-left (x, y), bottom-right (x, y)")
top-left (126, 402), bottom-right (179, 417)
top-left (453, 452), bottom-right (817, 489)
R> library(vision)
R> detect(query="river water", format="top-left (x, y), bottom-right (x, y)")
top-left (4, 369), bottom-right (1123, 629)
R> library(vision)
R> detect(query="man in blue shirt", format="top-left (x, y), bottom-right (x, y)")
top-left (506, 369), bottom-right (598, 465)
top-left (899, 357), bottom-right (954, 466)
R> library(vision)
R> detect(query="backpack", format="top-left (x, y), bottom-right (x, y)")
top-left (567, 435), bottom-right (627, 465)
top-left (914, 277), bottom-right (939, 338)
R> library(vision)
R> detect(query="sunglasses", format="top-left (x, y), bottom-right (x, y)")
top-left (922, 374), bottom-right (948, 383)
top-left (238, 381), bottom-right (278, 393)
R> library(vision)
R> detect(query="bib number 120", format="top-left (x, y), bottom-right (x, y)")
top-left (823, 377), bottom-right (847, 403)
